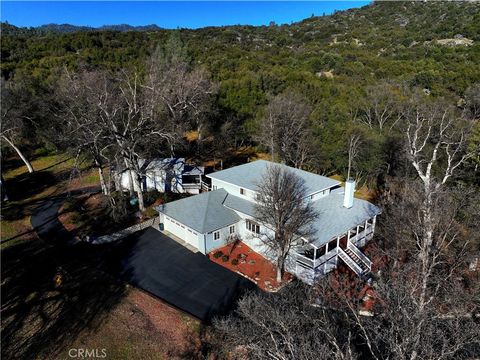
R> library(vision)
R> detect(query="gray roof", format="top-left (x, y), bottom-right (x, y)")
top-left (156, 189), bottom-right (240, 234)
top-left (206, 160), bottom-right (340, 195)
top-left (309, 190), bottom-right (381, 247)
top-left (144, 158), bottom-right (185, 172)
top-left (224, 189), bottom-right (381, 248)
top-left (223, 194), bottom-right (255, 216)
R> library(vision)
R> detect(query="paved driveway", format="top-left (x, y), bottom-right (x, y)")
top-left (108, 227), bottom-right (255, 321)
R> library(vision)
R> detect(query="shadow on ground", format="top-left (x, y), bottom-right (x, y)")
top-left (1, 239), bottom-right (127, 359)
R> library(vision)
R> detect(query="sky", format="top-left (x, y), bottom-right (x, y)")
top-left (1, 1), bottom-right (370, 29)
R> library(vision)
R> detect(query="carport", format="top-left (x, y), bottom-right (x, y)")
top-left (108, 227), bottom-right (255, 321)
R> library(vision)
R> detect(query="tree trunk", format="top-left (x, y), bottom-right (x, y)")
top-left (133, 175), bottom-right (145, 212)
top-left (2, 135), bottom-right (34, 173)
top-left (123, 158), bottom-right (134, 196)
top-left (97, 166), bottom-right (108, 195)
top-left (276, 257), bottom-right (284, 283)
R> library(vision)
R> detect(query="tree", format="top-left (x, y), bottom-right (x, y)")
top-left (214, 283), bottom-right (358, 360)
top-left (346, 132), bottom-right (363, 180)
top-left (1, 79), bottom-right (35, 173)
top-left (55, 68), bottom-right (114, 195)
top-left (259, 92), bottom-right (313, 168)
top-left (146, 38), bottom-right (217, 142)
top-left (355, 81), bottom-right (403, 131)
top-left (254, 164), bottom-right (318, 282)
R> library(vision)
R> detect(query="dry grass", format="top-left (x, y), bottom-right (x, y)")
top-left (0, 152), bottom-right (99, 248)
top-left (329, 174), bottom-right (376, 201)
top-left (51, 289), bottom-right (203, 360)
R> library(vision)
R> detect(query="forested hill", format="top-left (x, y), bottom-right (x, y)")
top-left (1, 1), bottom-right (479, 182)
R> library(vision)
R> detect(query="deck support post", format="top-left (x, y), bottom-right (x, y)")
top-left (324, 242), bottom-right (329, 273)
top-left (336, 236), bottom-right (340, 265)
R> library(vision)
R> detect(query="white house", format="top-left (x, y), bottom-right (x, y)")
top-left (115, 158), bottom-right (205, 195)
top-left (156, 160), bottom-right (381, 284)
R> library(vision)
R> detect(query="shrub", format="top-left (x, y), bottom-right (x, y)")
top-left (213, 251), bottom-right (223, 259)
top-left (231, 258), bottom-right (239, 266)
top-left (221, 255), bottom-right (229, 262)
top-left (143, 207), bottom-right (157, 219)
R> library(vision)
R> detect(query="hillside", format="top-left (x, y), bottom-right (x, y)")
top-left (1, 1), bottom-right (479, 179)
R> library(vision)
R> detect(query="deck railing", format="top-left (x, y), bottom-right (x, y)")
top-left (347, 242), bottom-right (372, 269)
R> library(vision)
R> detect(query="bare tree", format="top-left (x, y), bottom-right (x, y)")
top-left (145, 41), bottom-right (217, 142)
top-left (404, 102), bottom-right (473, 259)
top-left (1, 79), bottom-right (34, 173)
top-left (355, 81), bottom-right (403, 131)
top-left (346, 133), bottom-right (363, 180)
top-left (214, 282), bottom-right (358, 360)
top-left (254, 164), bottom-right (318, 282)
top-left (259, 92), bottom-right (313, 168)
top-left (55, 69), bottom-right (114, 195)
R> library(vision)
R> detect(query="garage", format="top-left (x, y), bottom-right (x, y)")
top-left (164, 215), bottom-right (199, 248)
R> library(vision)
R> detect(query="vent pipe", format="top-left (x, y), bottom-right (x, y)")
top-left (343, 179), bottom-right (355, 209)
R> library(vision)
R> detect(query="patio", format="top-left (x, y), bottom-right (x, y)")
top-left (208, 241), bottom-right (293, 292)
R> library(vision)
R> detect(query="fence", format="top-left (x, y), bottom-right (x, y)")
top-left (90, 217), bottom-right (159, 245)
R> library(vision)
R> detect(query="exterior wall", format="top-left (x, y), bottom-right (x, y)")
top-left (210, 178), bottom-right (258, 202)
top-left (202, 221), bottom-right (241, 254)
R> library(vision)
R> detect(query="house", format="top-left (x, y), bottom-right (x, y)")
top-left (155, 160), bottom-right (381, 284)
top-left (115, 158), bottom-right (205, 195)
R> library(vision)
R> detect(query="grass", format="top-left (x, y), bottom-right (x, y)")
top-left (1, 150), bottom-right (206, 359)
top-left (329, 174), bottom-right (376, 201)
top-left (0, 152), bottom-right (99, 248)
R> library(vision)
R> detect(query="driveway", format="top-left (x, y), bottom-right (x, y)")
top-left (108, 227), bottom-right (256, 321)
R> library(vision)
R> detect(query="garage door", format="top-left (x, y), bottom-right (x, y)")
top-left (164, 216), bottom-right (198, 248)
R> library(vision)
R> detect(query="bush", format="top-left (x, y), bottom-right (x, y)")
top-left (143, 207), bottom-right (157, 219)
top-left (213, 251), bottom-right (223, 259)
top-left (221, 255), bottom-right (229, 262)
top-left (231, 258), bottom-right (239, 266)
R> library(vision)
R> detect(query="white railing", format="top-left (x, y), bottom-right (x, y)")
top-left (295, 252), bottom-right (317, 269)
top-left (347, 242), bottom-right (372, 270)
top-left (338, 248), bottom-right (364, 275)
top-left (349, 227), bottom-right (373, 245)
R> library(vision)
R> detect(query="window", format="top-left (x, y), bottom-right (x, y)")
top-left (246, 220), bottom-right (260, 234)
top-left (212, 185), bottom-right (217, 190)
top-left (240, 188), bottom-right (245, 195)
top-left (213, 231), bottom-right (220, 241)
top-left (229, 225), bottom-right (235, 234)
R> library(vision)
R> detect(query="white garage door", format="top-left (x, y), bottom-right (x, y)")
top-left (164, 217), bottom-right (198, 249)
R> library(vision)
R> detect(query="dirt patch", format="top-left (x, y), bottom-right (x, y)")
top-left (54, 288), bottom-right (203, 360)
top-left (208, 242), bottom-right (293, 291)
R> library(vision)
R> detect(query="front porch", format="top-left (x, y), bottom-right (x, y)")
top-left (293, 217), bottom-right (376, 284)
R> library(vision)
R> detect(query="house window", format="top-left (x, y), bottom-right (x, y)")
top-left (213, 231), bottom-right (220, 241)
top-left (246, 220), bottom-right (260, 234)
top-left (240, 188), bottom-right (245, 195)
top-left (213, 185), bottom-right (217, 190)
top-left (229, 225), bottom-right (235, 234)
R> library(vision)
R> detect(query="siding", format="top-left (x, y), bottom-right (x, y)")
top-left (211, 178), bottom-right (258, 202)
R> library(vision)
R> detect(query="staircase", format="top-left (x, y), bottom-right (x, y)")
top-left (338, 247), bottom-right (371, 277)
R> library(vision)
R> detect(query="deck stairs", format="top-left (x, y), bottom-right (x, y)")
top-left (338, 246), bottom-right (371, 276)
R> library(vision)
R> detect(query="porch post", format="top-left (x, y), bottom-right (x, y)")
top-left (336, 236), bottom-right (340, 265)
top-left (313, 245), bottom-right (317, 269)
top-left (372, 215), bottom-right (376, 233)
top-left (347, 229), bottom-right (351, 247)
top-left (324, 242), bottom-right (329, 273)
